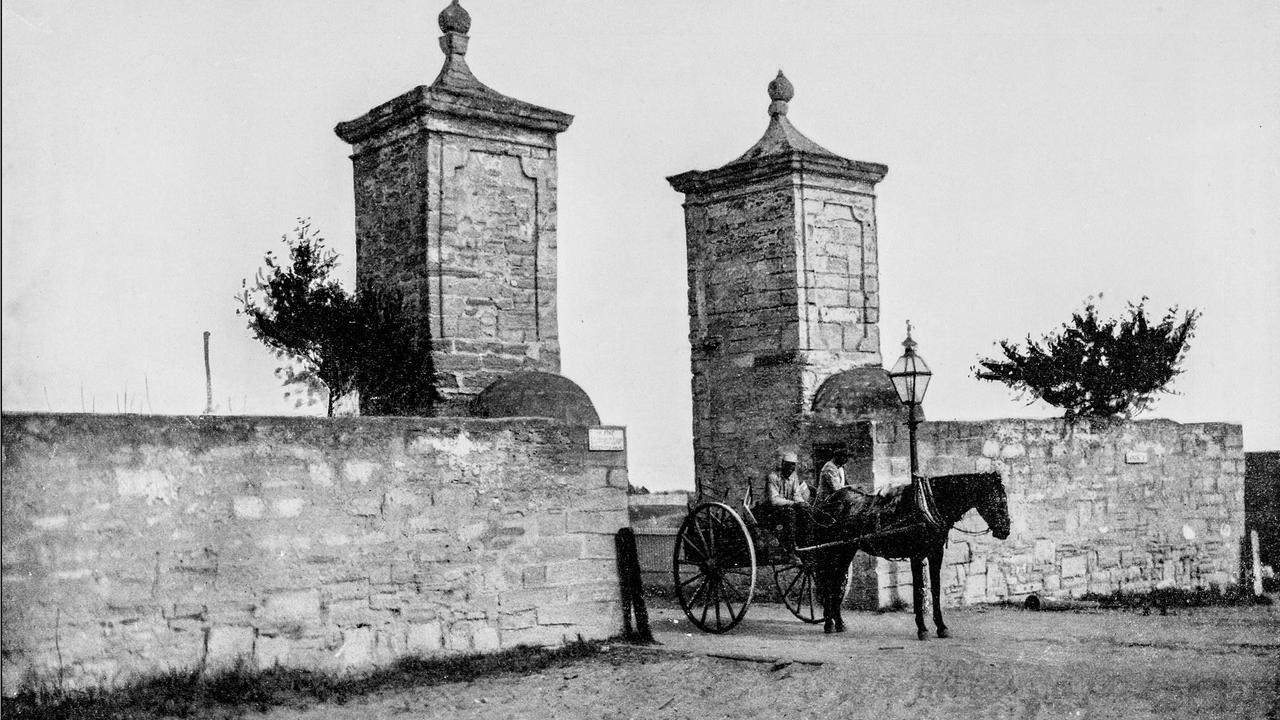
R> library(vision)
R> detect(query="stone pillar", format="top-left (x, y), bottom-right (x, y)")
top-left (667, 72), bottom-right (887, 500)
top-left (336, 1), bottom-right (572, 415)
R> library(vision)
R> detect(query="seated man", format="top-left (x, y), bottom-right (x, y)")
top-left (815, 448), bottom-right (851, 504)
top-left (765, 449), bottom-right (811, 560)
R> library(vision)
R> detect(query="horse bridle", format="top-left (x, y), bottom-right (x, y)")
top-left (951, 480), bottom-right (1007, 536)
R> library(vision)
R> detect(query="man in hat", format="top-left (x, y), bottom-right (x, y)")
top-left (816, 448), bottom-right (851, 503)
top-left (766, 449), bottom-right (810, 559)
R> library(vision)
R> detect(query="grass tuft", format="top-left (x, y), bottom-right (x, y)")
top-left (2, 639), bottom-right (615, 720)
top-left (1079, 584), bottom-right (1273, 610)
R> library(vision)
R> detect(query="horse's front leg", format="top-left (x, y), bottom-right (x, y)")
top-left (928, 546), bottom-right (948, 638)
top-left (910, 556), bottom-right (928, 641)
top-left (818, 558), bottom-right (836, 634)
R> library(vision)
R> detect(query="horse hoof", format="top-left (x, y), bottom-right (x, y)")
top-left (937, 628), bottom-right (950, 639)
top-left (824, 622), bottom-right (835, 634)
top-left (835, 623), bottom-right (846, 633)
top-left (917, 630), bottom-right (929, 641)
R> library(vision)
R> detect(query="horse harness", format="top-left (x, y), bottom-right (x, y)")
top-left (795, 476), bottom-right (947, 559)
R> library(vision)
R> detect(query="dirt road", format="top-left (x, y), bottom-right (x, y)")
top-left (258, 603), bottom-right (1279, 720)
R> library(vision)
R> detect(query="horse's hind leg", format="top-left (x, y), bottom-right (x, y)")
top-left (835, 550), bottom-right (852, 632)
top-left (910, 557), bottom-right (928, 641)
top-left (928, 546), bottom-right (948, 638)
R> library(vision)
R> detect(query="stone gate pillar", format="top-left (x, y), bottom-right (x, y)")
top-left (336, 0), bottom-right (572, 415)
top-left (667, 73), bottom-right (888, 500)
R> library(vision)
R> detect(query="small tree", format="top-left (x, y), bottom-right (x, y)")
top-left (973, 297), bottom-right (1200, 424)
top-left (238, 220), bottom-right (436, 416)
top-left (356, 288), bottom-right (438, 416)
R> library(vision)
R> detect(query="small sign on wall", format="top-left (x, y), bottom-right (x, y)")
top-left (1125, 451), bottom-right (1149, 464)
top-left (588, 426), bottom-right (626, 452)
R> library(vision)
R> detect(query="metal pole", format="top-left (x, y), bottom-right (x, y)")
top-left (907, 403), bottom-right (920, 479)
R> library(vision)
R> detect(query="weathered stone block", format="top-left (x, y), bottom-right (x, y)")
top-left (545, 559), bottom-right (616, 587)
top-left (261, 590), bottom-right (320, 623)
top-left (406, 621), bottom-right (443, 653)
top-left (204, 625), bottom-right (255, 669)
top-left (342, 460), bottom-right (380, 484)
top-left (326, 599), bottom-right (380, 627)
top-left (472, 625), bottom-right (500, 651)
top-left (255, 634), bottom-right (293, 670)
top-left (272, 498), bottom-right (305, 518)
top-left (349, 495), bottom-right (382, 517)
top-left (334, 626), bottom-right (375, 668)
top-left (499, 587), bottom-right (566, 611)
top-left (502, 625), bottom-right (569, 649)
top-left (566, 509), bottom-right (627, 534)
top-left (232, 496), bottom-right (266, 519)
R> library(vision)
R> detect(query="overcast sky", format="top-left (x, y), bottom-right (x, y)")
top-left (5, 1), bottom-right (1278, 491)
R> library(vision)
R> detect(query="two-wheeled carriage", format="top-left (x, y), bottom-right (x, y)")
top-left (672, 472), bottom-right (1013, 638)
top-left (670, 487), bottom-right (852, 633)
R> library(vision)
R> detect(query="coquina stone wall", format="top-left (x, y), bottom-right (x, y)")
top-left (0, 413), bottom-right (627, 695)
top-left (868, 419), bottom-right (1245, 607)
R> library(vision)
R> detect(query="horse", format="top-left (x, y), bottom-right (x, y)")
top-left (808, 471), bottom-right (1012, 640)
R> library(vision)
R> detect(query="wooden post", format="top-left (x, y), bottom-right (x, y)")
top-left (1252, 529), bottom-right (1264, 597)
top-left (614, 527), bottom-right (654, 643)
top-left (203, 331), bottom-right (214, 414)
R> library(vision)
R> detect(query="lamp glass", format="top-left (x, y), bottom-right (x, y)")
top-left (888, 353), bottom-right (932, 405)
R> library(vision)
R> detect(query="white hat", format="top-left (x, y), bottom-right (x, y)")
top-left (778, 449), bottom-right (799, 463)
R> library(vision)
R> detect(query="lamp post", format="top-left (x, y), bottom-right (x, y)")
top-left (887, 322), bottom-right (932, 481)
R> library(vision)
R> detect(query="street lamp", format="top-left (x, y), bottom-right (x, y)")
top-left (887, 322), bottom-right (932, 480)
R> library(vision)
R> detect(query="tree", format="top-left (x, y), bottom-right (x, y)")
top-left (973, 297), bottom-right (1200, 424)
top-left (238, 220), bottom-right (437, 416)
top-left (355, 288), bottom-right (439, 416)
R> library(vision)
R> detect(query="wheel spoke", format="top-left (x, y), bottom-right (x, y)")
top-left (806, 574), bottom-right (816, 619)
top-left (680, 529), bottom-right (708, 562)
top-left (706, 514), bottom-right (717, 556)
top-left (687, 575), bottom-right (710, 607)
top-left (722, 577), bottom-right (747, 605)
top-left (678, 570), bottom-right (707, 588)
top-left (785, 568), bottom-right (804, 597)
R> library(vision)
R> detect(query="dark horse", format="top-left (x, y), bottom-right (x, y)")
top-left (809, 472), bottom-right (1012, 640)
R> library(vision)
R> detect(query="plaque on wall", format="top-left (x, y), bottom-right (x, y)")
top-left (588, 426), bottom-right (626, 452)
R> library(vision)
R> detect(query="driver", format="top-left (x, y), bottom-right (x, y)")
top-left (816, 448), bottom-right (851, 503)
top-left (766, 449), bottom-right (810, 560)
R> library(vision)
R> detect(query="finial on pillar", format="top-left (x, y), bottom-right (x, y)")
top-left (439, 0), bottom-right (471, 34)
top-left (768, 70), bottom-right (794, 116)
top-left (438, 0), bottom-right (471, 57)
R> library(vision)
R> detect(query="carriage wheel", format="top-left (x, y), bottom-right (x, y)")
top-left (772, 556), bottom-right (854, 624)
top-left (672, 502), bottom-right (757, 634)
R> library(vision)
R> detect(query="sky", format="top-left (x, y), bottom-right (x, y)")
top-left (4, 1), bottom-right (1278, 492)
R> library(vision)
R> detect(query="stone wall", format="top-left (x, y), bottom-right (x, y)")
top-left (1, 412), bottom-right (627, 695)
top-left (869, 419), bottom-right (1246, 607)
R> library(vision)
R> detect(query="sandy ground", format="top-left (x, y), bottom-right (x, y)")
top-left (252, 602), bottom-right (1279, 720)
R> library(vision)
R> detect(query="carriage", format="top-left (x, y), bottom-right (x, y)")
top-left (671, 471), bottom-right (1012, 636)
top-left (670, 485), bottom-right (854, 633)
